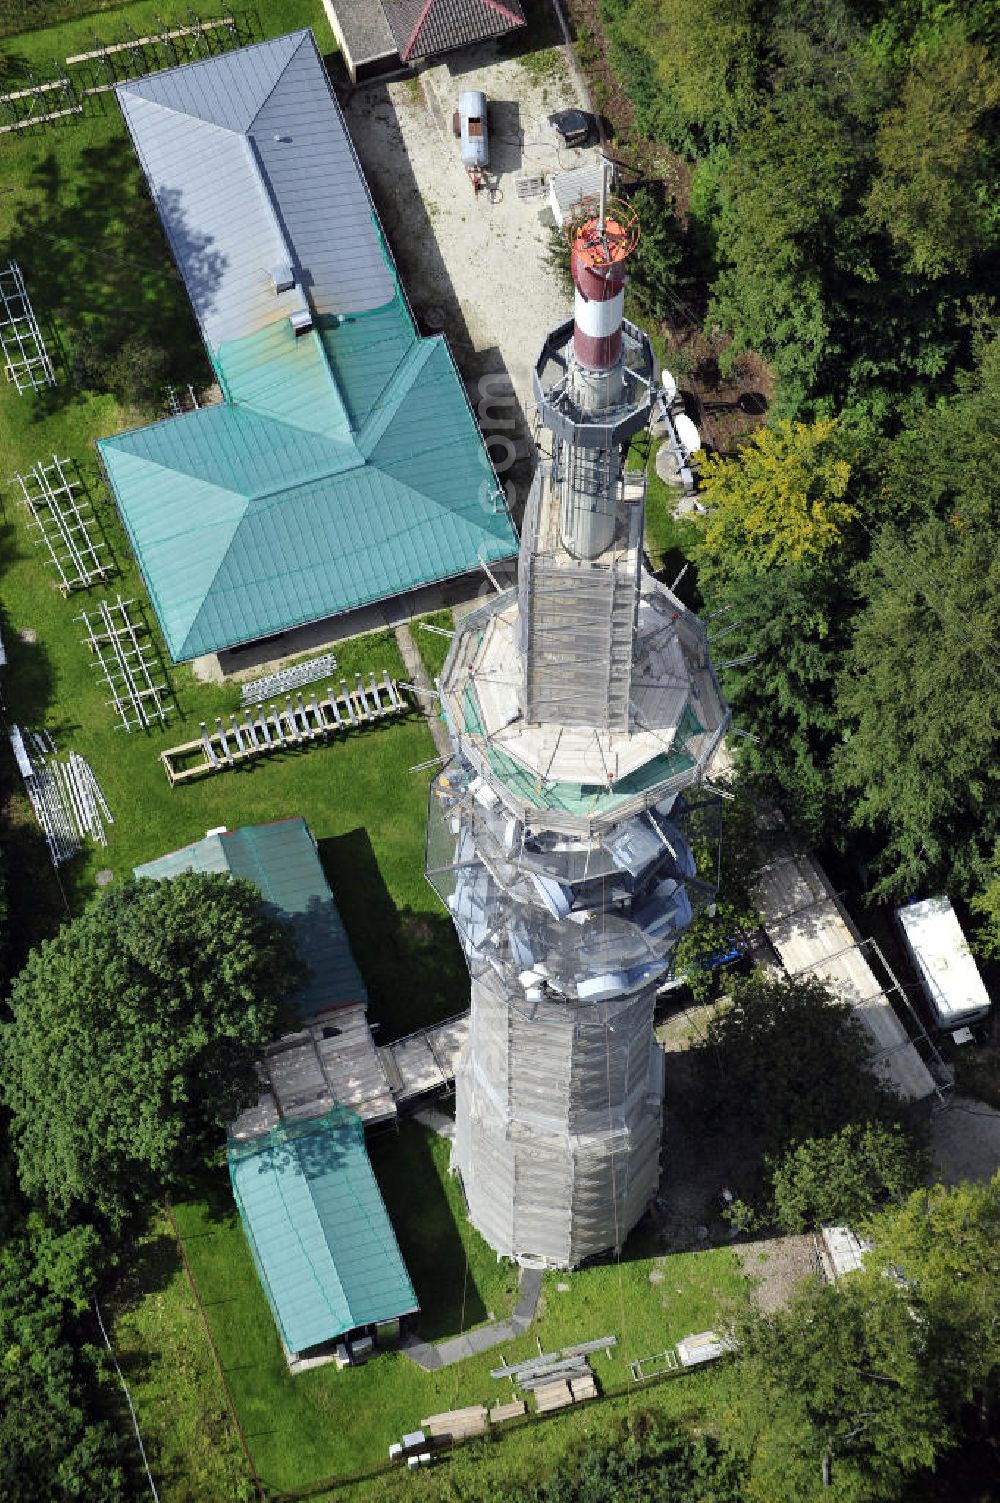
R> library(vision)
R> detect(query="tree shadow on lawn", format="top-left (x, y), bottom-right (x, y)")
top-left (105, 1226), bottom-right (187, 1387)
top-left (6, 137), bottom-right (212, 413)
top-left (318, 826), bottom-right (467, 1043)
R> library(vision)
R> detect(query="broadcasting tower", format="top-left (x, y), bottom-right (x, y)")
top-left (426, 174), bottom-right (729, 1268)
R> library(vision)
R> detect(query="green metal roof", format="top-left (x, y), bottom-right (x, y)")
top-left (134, 818), bottom-right (366, 1020)
top-left (99, 291), bottom-right (517, 662)
top-left (229, 1107), bottom-right (418, 1354)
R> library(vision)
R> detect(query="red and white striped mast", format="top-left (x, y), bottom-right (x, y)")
top-left (567, 162), bottom-right (640, 409)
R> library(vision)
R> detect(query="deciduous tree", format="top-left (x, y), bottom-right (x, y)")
top-left (724, 1278), bottom-right (949, 1502)
top-left (866, 26), bottom-right (1000, 279)
top-left (769, 1121), bottom-right (928, 1234)
top-left (1, 873), bottom-right (300, 1224)
top-left (694, 418), bottom-right (854, 584)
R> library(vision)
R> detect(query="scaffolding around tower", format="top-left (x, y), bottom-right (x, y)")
top-left (427, 181), bottom-right (730, 1268)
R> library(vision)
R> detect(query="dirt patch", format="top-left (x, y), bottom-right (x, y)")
top-left (736, 1235), bottom-right (819, 1314)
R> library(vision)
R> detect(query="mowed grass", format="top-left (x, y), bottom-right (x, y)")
top-left (107, 1211), bottom-right (252, 1503)
top-left (412, 608), bottom-right (456, 683)
top-left (166, 1123), bottom-right (747, 1498)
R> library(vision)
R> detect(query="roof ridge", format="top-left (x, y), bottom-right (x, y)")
top-left (117, 28), bottom-right (307, 109)
top-left (246, 28), bottom-right (312, 135)
top-left (403, 0), bottom-right (436, 60)
top-left (119, 92), bottom-right (246, 134)
top-left (354, 336), bottom-right (437, 456)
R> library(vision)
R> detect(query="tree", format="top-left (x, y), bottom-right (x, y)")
top-left (723, 1278), bottom-right (950, 1502)
top-left (695, 972), bottom-right (901, 1158)
top-left (0, 1228), bottom-right (130, 1503)
top-left (863, 1175), bottom-right (1000, 1414)
top-left (625, 184), bottom-right (685, 323)
top-left (708, 563), bottom-right (853, 839)
top-left (866, 26), bottom-right (1000, 279)
top-left (707, 91), bottom-right (859, 413)
top-left (606, 0), bottom-right (760, 154)
top-left (1, 874), bottom-right (300, 1224)
top-left (768, 1121), bottom-right (929, 1234)
top-left (694, 418), bottom-right (854, 585)
top-left (496, 1409), bottom-right (746, 1501)
top-left (834, 516), bottom-right (1000, 898)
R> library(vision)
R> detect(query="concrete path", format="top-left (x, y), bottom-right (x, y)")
top-left (403, 1266), bottom-right (543, 1370)
top-left (394, 621), bottom-right (451, 762)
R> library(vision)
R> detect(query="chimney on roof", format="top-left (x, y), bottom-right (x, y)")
top-left (272, 264), bottom-right (295, 295)
top-left (289, 307), bottom-right (313, 337)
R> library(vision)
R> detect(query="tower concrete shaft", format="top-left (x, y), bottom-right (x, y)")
top-left (426, 189), bottom-right (729, 1268)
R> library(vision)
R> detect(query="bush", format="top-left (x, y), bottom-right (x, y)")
top-left (768, 1120), bottom-right (929, 1232)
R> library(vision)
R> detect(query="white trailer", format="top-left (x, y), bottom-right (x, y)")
top-left (896, 896), bottom-right (992, 1033)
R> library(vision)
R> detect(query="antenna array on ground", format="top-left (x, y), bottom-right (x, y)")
top-left (66, 10), bottom-right (249, 96)
top-left (0, 262), bottom-right (56, 393)
top-left (78, 596), bottom-right (171, 731)
top-left (9, 726), bottom-right (113, 864)
top-left (15, 454), bottom-right (110, 592)
top-left (0, 69), bottom-right (82, 133)
top-left (239, 652), bottom-right (339, 706)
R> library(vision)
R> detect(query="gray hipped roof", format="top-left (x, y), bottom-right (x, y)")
top-left (117, 31), bottom-right (397, 352)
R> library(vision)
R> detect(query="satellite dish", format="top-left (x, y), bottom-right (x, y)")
top-left (660, 371), bottom-right (678, 407)
top-left (674, 413), bottom-right (701, 456)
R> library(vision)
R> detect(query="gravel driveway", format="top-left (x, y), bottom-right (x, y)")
top-left (343, 41), bottom-right (597, 450)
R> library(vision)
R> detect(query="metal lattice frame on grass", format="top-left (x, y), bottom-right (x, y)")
top-left (0, 69), bottom-right (82, 133)
top-left (0, 262), bottom-right (56, 393)
top-left (66, 10), bottom-right (250, 96)
top-left (15, 454), bottom-right (109, 592)
top-left (9, 726), bottom-right (112, 864)
top-left (161, 672), bottom-right (408, 784)
top-left (78, 596), bottom-right (171, 731)
top-left (239, 652), bottom-right (338, 706)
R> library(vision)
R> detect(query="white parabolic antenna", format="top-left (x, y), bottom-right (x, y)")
top-left (674, 413), bottom-right (701, 455)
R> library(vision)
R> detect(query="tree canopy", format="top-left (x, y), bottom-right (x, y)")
top-left (768, 1121), bottom-right (928, 1234)
top-left (695, 418), bottom-right (854, 582)
top-left (1, 873), bottom-right (300, 1224)
top-left (725, 1277), bottom-right (949, 1502)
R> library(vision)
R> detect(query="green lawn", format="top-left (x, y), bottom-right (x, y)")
top-left (107, 1211), bottom-right (251, 1503)
top-left (164, 1124), bottom-right (748, 1499)
top-left (1, 0), bottom-right (333, 62)
top-left (412, 609), bottom-right (456, 684)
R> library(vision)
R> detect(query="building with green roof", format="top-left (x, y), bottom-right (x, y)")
top-left (98, 30), bottom-right (517, 662)
top-left (229, 1107), bottom-right (418, 1356)
top-left (134, 817), bottom-right (365, 1023)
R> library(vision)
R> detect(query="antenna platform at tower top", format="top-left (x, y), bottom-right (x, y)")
top-left (565, 196), bottom-right (640, 267)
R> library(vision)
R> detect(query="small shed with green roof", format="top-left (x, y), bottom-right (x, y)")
top-left (134, 817), bottom-right (365, 1023)
top-left (229, 1107), bottom-right (418, 1356)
